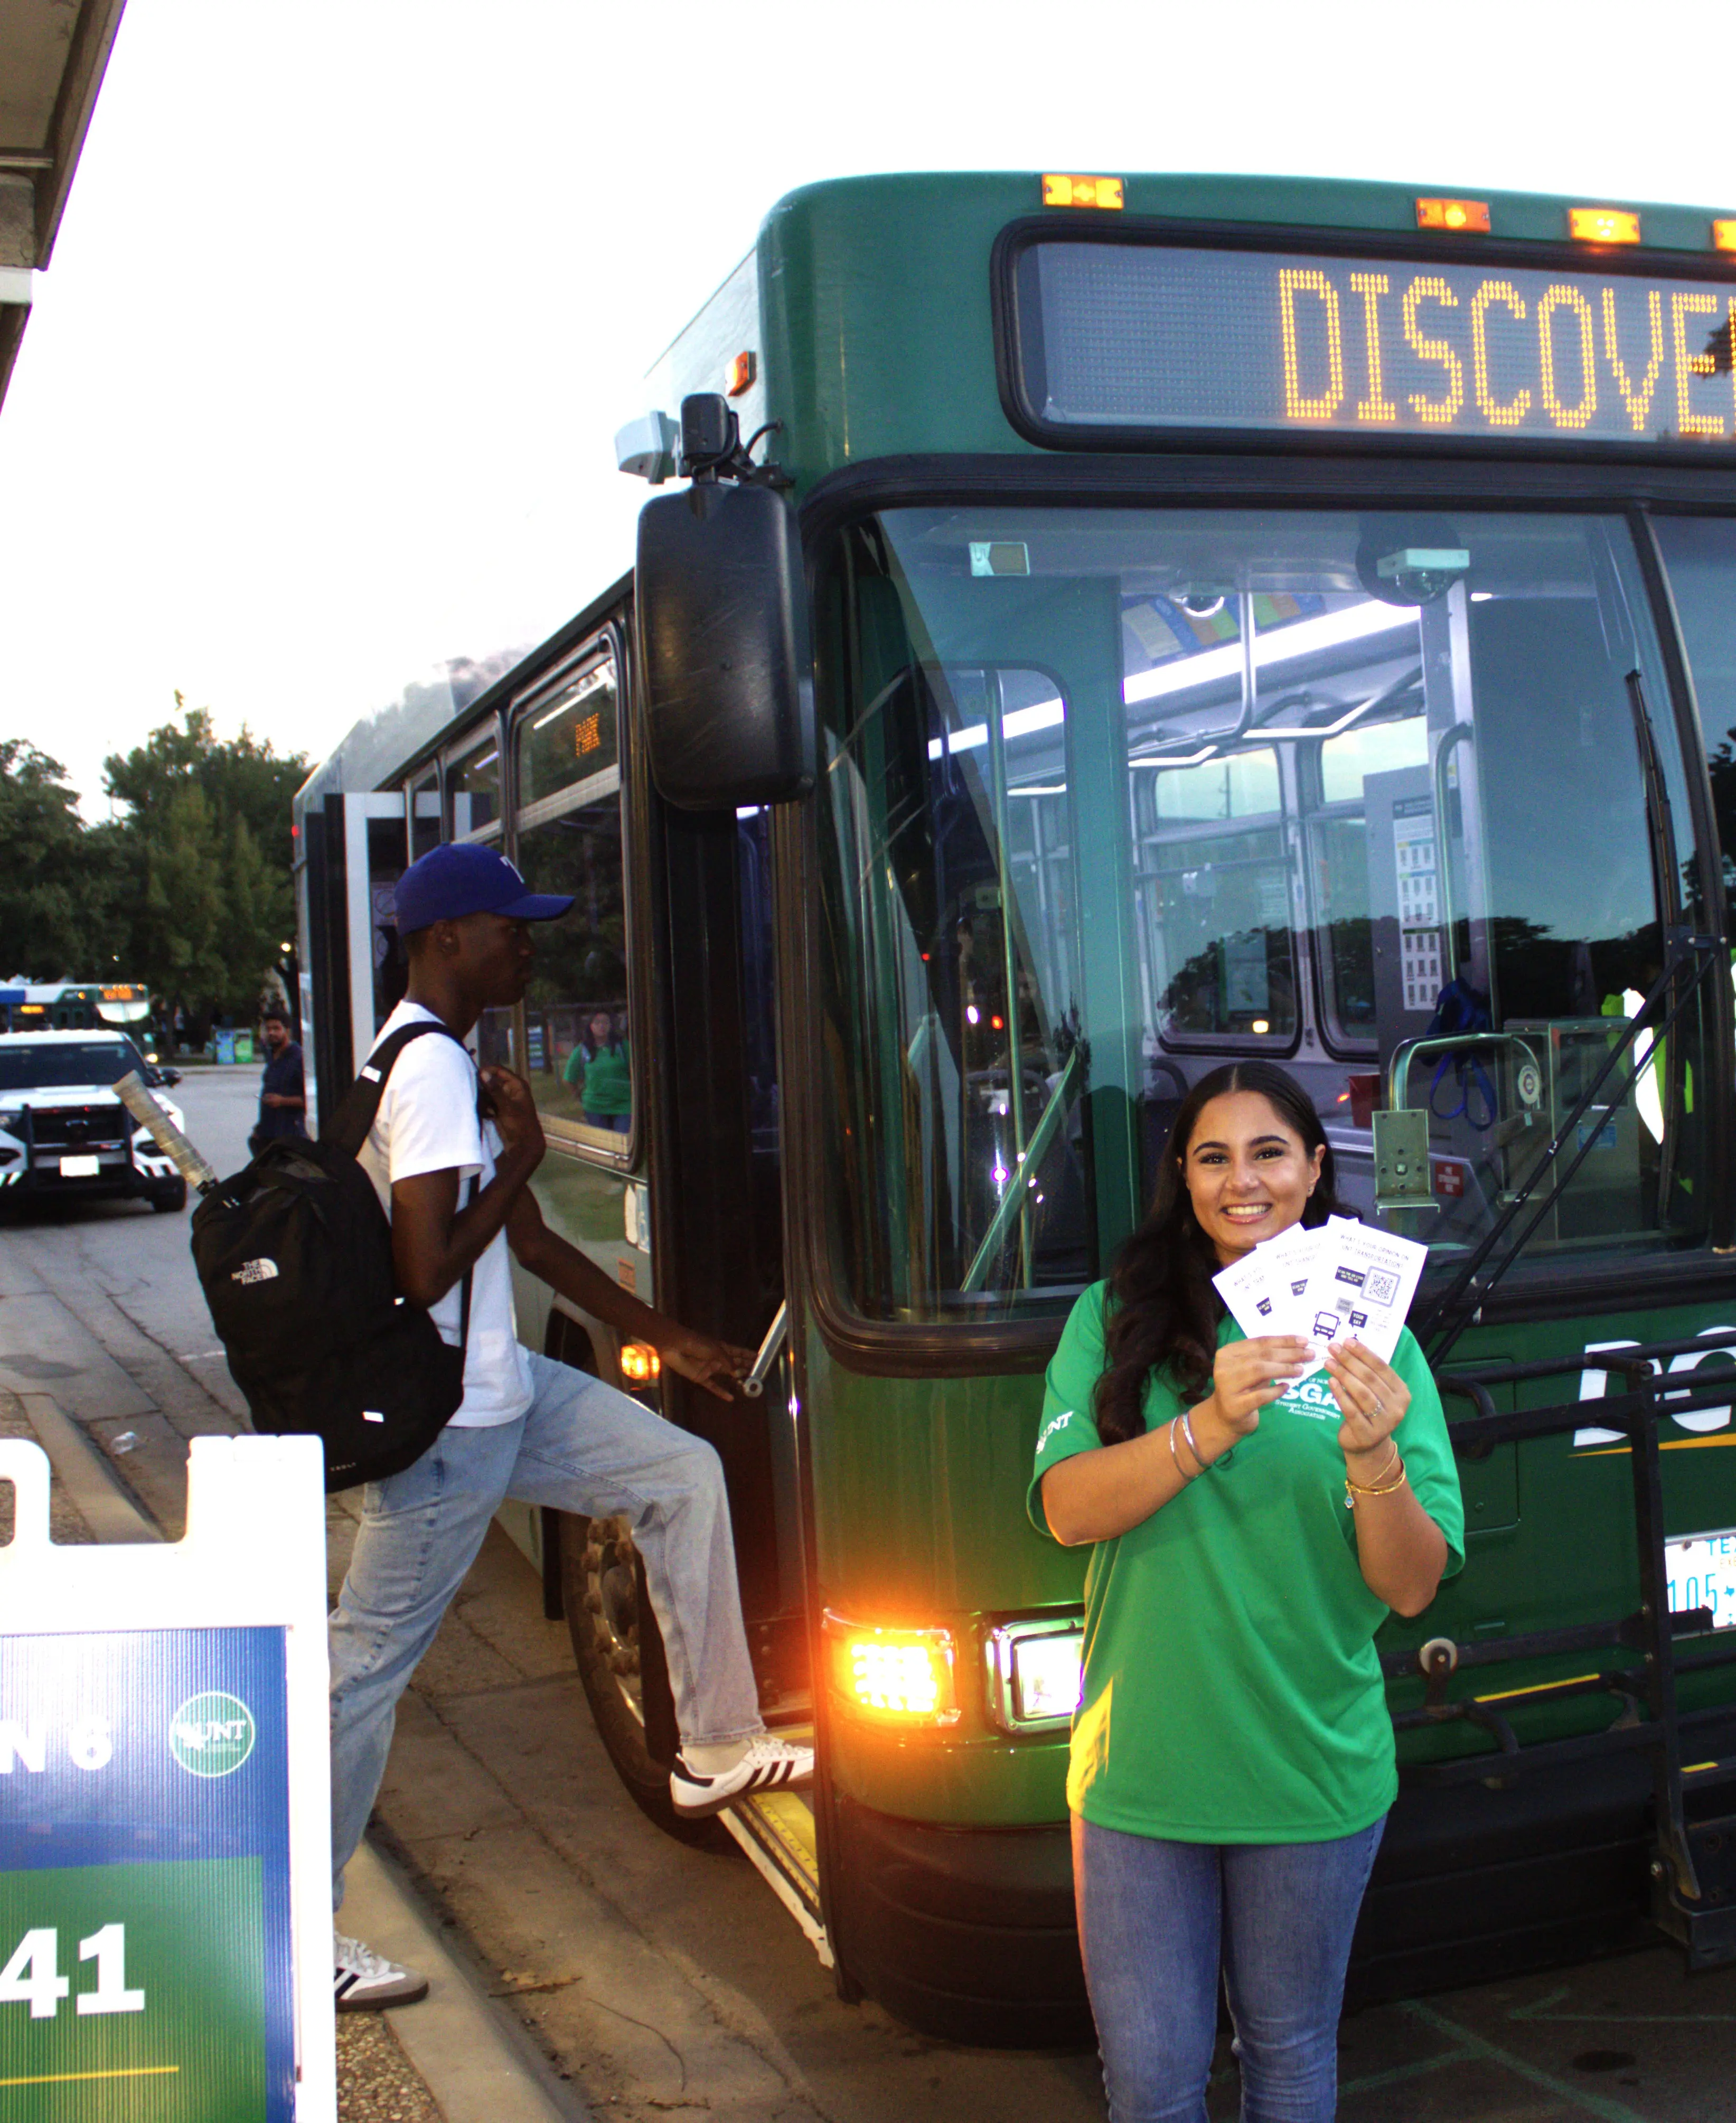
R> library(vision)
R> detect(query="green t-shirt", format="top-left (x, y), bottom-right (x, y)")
top-left (569, 1040), bottom-right (631, 1116)
top-left (1028, 1283), bottom-right (1464, 1845)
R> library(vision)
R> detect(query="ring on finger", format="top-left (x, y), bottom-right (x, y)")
top-left (1371, 1396), bottom-right (1385, 1416)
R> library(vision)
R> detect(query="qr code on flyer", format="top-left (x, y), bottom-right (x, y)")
top-left (1365, 1269), bottom-right (1399, 1305)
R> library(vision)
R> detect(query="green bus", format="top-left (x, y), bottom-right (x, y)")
top-left (295, 168), bottom-right (1736, 2043)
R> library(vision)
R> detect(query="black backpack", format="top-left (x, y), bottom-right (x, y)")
top-left (190, 1021), bottom-right (477, 1491)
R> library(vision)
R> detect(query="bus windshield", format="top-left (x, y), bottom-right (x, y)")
top-left (815, 506), bottom-right (1716, 1326)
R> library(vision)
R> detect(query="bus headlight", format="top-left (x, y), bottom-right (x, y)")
top-left (823, 1613), bottom-right (959, 1726)
top-left (986, 1618), bottom-right (1083, 1733)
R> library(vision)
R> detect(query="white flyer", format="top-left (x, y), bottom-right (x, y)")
top-left (1211, 1244), bottom-right (1291, 1341)
top-left (1254, 1222), bottom-right (1321, 1338)
top-left (1292, 1219), bottom-right (1429, 1364)
top-left (1211, 1221), bottom-right (1327, 1341)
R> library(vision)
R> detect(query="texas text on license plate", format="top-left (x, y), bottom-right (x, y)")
top-left (1666, 1528), bottom-right (1736, 1631)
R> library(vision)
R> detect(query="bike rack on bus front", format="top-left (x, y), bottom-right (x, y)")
top-left (1383, 1329), bottom-right (1736, 1970)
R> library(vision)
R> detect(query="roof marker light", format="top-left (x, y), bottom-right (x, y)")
top-left (1714, 221), bottom-right (1736, 253)
top-left (726, 350), bottom-right (757, 397)
top-left (1041, 174), bottom-right (1123, 210)
top-left (1415, 198), bottom-right (1490, 233)
top-left (1570, 206), bottom-right (1641, 244)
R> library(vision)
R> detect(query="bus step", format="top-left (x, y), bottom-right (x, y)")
top-left (720, 1770), bottom-right (830, 1969)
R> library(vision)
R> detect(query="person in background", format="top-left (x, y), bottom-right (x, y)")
top-left (1033, 1059), bottom-right (1462, 2123)
top-left (251, 1006), bottom-right (307, 1154)
top-left (561, 1006), bottom-right (632, 1131)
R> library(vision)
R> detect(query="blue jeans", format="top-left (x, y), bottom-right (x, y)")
top-left (1073, 1811), bottom-right (1386, 2123)
top-left (329, 1349), bottom-right (764, 1907)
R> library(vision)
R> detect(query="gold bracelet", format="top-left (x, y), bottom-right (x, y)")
top-left (1346, 1455), bottom-right (1408, 1500)
top-left (1347, 1442), bottom-right (1400, 1490)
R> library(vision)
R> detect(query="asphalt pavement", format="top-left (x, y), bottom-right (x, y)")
top-left (3, 1067), bottom-right (1735, 2121)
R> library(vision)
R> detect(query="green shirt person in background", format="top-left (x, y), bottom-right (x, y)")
top-left (561, 1008), bottom-right (631, 1131)
top-left (1032, 1060), bottom-right (1462, 2123)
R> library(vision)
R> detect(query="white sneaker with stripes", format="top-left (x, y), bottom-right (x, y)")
top-left (669, 1734), bottom-right (814, 1818)
top-left (334, 1931), bottom-right (428, 2011)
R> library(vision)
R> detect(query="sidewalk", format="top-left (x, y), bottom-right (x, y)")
top-left (4, 1383), bottom-right (584, 2122)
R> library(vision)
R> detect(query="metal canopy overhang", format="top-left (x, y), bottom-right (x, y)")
top-left (0, 0), bottom-right (126, 412)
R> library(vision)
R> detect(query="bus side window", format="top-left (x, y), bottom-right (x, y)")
top-left (512, 656), bottom-right (631, 1152)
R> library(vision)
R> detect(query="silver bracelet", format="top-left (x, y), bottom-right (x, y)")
top-left (1168, 1417), bottom-right (1196, 1482)
top-left (1179, 1407), bottom-right (1207, 1473)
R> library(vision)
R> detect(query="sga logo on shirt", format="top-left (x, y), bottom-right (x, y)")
top-left (1277, 1373), bottom-right (1339, 1423)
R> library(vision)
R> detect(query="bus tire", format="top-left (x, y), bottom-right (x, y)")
top-left (557, 1508), bottom-right (721, 1848)
top-left (149, 1179), bottom-right (187, 1213)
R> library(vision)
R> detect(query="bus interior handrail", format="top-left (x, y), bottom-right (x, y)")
top-left (1385, 1029), bottom-right (1543, 1123)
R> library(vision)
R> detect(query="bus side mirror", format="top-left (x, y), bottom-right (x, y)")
top-left (635, 479), bottom-right (814, 811)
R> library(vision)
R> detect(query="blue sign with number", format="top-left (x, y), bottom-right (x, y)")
top-left (0, 1627), bottom-right (294, 2120)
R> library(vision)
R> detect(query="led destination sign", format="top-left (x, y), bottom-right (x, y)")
top-left (1013, 238), bottom-right (1736, 446)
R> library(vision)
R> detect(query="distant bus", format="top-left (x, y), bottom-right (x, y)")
top-left (0, 983), bottom-right (156, 1049)
top-left (297, 170), bottom-right (1736, 2042)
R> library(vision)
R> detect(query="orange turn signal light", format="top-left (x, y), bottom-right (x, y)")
top-left (1713, 221), bottom-right (1736, 253)
top-left (823, 1613), bottom-right (959, 1724)
top-left (726, 350), bottom-right (757, 397)
top-left (1415, 197), bottom-right (1490, 233)
top-left (1570, 206), bottom-right (1641, 245)
top-left (1042, 173), bottom-right (1123, 211)
top-left (620, 1341), bottom-right (661, 1385)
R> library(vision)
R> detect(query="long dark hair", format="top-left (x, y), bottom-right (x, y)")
top-left (1093, 1061), bottom-right (1346, 1445)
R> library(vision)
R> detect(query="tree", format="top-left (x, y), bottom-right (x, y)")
top-left (0, 741), bottom-right (125, 979)
top-left (101, 698), bottom-right (307, 1042)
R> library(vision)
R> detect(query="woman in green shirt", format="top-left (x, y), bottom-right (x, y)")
top-left (561, 1009), bottom-right (632, 1132)
top-left (1031, 1060), bottom-right (1462, 2122)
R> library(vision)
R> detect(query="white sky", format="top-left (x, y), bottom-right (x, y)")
top-left (5, 0), bottom-right (1736, 810)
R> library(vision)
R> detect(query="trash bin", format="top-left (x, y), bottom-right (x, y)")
top-left (214, 1030), bottom-right (237, 1064)
top-left (234, 1030), bottom-right (255, 1063)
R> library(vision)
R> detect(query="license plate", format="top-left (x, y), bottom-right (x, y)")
top-left (58, 1154), bottom-right (100, 1178)
top-left (1666, 1527), bottom-right (1736, 1631)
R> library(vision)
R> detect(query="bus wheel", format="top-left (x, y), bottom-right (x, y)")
top-left (557, 1509), bottom-right (720, 1846)
top-left (149, 1179), bottom-right (187, 1213)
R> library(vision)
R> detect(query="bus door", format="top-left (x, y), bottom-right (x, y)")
top-left (829, 560), bottom-right (1138, 1314)
top-left (303, 791), bottom-right (411, 1122)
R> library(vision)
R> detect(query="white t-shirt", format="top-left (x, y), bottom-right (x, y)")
top-left (355, 1000), bottom-right (534, 1429)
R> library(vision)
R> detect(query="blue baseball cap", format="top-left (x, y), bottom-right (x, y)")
top-left (393, 842), bottom-right (574, 935)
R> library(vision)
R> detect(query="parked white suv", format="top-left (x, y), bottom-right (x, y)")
top-left (0, 1030), bottom-right (188, 1211)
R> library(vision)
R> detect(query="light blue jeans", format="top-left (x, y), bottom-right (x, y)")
top-left (1074, 1811), bottom-right (1387, 2123)
top-left (329, 1349), bottom-right (764, 1906)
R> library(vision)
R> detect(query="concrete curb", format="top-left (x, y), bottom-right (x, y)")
top-left (19, 1391), bottom-right (162, 1543)
top-left (344, 1839), bottom-right (591, 2122)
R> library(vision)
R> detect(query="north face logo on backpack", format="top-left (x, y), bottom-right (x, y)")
top-left (231, 1258), bottom-right (280, 1284)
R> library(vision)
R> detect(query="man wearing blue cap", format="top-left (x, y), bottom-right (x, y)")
top-left (330, 842), bottom-right (812, 2010)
